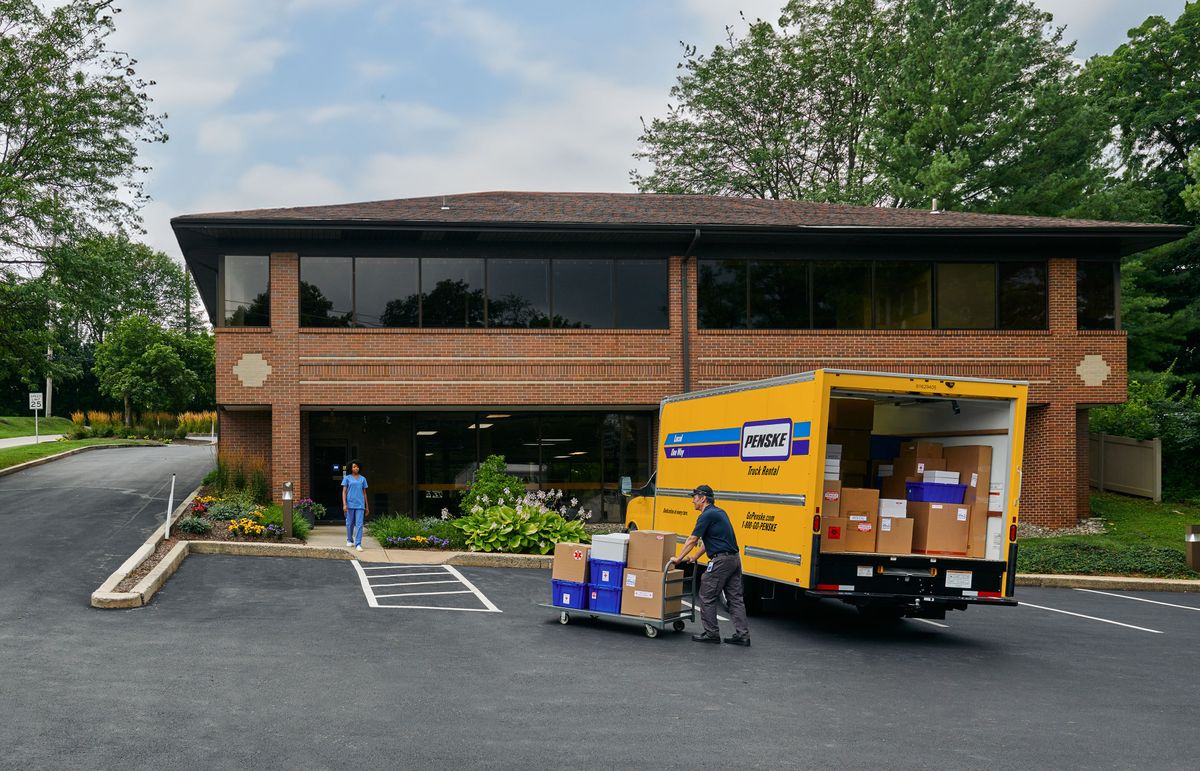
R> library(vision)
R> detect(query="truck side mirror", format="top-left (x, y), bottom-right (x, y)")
top-left (619, 476), bottom-right (632, 496)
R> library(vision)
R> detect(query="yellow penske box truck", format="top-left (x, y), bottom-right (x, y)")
top-left (621, 369), bottom-right (1028, 620)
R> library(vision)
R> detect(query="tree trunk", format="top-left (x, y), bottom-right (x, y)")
top-left (124, 394), bottom-right (131, 427)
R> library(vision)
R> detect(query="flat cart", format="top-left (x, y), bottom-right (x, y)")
top-left (538, 563), bottom-right (700, 638)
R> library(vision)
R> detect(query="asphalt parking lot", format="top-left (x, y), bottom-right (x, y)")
top-left (2, 447), bottom-right (1198, 768)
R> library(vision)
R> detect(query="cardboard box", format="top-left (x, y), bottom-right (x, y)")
top-left (824, 459), bottom-right (842, 472)
top-left (551, 542), bottom-right (591, 583)
top-left (881, 475), bottom-right (909, 500)
top-left (844, 518), bottom-right (877, 552)
top-left (943, 445), bottom-right (993, 473)
top-left (967, 501), bottom-right (989, 558)
top-left (907, 501), bottom-right (969, 556)
top-left (589, 532), bottom-right (629, 562)
top-left (922, 470), bottom-right (961, 484)
top-left (824, 472), bottom-right (841, 481)
top-left (821, 516), bottom-right (848, 553)
top-left (621, 567), bottom-right (683, 618)
top-left (900, 441), bottom-right (943, 458)
top-left (872, 461), bottom-right (894, 479)
top-left (828, 428), bottom-right (870, 460)
top-left (879, 498), bottom-right (907, 518)
top-left (822, 480), bottom-right (842, 516)
top-left (627, 529), bottom-right (677, 571)
top-left (989, 482), bottom-right (1004, 512)
top-left (841, 487), bottom-right (880, 517)
top-left (840, 459), bottom-right (869, 477)
top-left (876, 516), bottom-right (914, 554)
top-left (829, 397), bottom-right (875, 430)
top-left (891, 456), bottom-right (946, 481)
top-left (842, 473), bottom-right (867, 488)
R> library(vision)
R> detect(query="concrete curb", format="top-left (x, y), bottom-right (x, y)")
top-left (188, 540), bottom-right (352, 560)
top-left (1016, 573), bottom-right (1200, 593)
top-left (89, 485), bottom-right (201, 609)
top-left (447, 552), bottom-right (552, 569)
top-left (0, 441), bottom-right (165, 478)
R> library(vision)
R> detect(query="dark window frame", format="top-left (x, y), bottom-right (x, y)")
top-left (219, 254), bottom-right (271, 328)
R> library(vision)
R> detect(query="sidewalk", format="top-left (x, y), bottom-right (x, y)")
top-left (304, 526), bottom-right (552, 568)
top-left (0, 434), bottom-right (64, 450)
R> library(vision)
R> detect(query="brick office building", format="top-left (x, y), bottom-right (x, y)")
top-left (172, 192), bottom-right (1188, 526)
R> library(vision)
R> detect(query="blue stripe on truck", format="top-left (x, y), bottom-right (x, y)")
top-left (664, 427), bottom-right (740, 445)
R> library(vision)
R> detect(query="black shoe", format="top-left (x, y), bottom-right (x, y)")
top-left (691, 632), bottom-right (721, 644)
top-left (723, 634), bottom-right (751, 647)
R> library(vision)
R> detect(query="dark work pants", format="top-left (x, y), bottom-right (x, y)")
top-left (699, 553), bottom-right (749, 638)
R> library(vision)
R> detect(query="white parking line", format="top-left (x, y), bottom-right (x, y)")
top-left (351, 562), bottom-right (502, 612)
top-left (1075, 588), bottom-right (1200, 612)
top-left (912, 618), bottom-right (948, 628)
top-left (1020, 601), bottom-right (1163, 634)
top-left (682, 599), bottom-right (727, 622)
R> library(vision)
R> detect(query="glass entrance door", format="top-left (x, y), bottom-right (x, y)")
top-left (310, 444), bottom-right (348, 521)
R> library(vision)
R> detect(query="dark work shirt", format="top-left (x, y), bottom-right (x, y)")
top-left (692, 504), bottom-right (738, 557)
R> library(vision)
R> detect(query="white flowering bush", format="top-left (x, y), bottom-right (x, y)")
top-left (453, 489), bottom-right (594, 554)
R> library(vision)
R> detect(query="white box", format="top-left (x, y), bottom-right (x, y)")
top-left (877, 464), bottom-right (893, 478)
top-left (985, 514), bottom-right (1004, 560)
top-left (826, 443), bottom-right (843, 459)
top-left (878, 498), bottom-right (907, 518)
top-left (590, 533), bottom-right (630, 562)
top-left (824, 460), bottom-right (841, 471)
top-left (923, 470), bottom-right (961, 484)
top-left (823, 472), bottom-right (840, 481)
top-left (988, 482), bottom-right (1004, 512)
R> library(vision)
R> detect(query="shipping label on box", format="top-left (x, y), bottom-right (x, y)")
top-left (551, 542), bottom-right (591, 583)
top-left (823, 480), bottom-right (842, 516)
top-left (821, 516), bottom-right (848, 553)
top-left (989, 482), bottom-right (1004, 512)
top-left (627, 530), bottom-right (677, 571)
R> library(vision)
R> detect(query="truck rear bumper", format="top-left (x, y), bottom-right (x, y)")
top-left (805, 589), bottom-right (1016, 607)
top-left (813, 552), bottom-right (1013, 604)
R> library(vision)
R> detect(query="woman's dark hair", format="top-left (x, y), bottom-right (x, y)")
top-left (348, 459), bottom-right (362, 473)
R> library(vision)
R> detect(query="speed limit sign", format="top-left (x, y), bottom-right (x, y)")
top-left (29, 393), bottom-right (43, 410)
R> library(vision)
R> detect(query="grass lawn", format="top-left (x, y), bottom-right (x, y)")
top-left (1018, 492), bottom-right (1200, 579)
top-left (0, 415), bottom-right (75, 439)
top-left (0, 438), bottom-right (162, 472)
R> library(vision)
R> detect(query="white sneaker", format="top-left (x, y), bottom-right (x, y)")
top-left (355, 545), bottom-right (363, 551)
top-left (346, 541), bottom-right (354, 547)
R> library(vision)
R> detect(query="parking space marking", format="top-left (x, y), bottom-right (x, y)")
top-left (1075, 588), bottom-right (1200, 612)
top-left (351, 562), bottom-right (502, 612)
top-left (1019, 601), bottom-right (1163, 634)
top-left (912, 618), bottom-right (948, 628)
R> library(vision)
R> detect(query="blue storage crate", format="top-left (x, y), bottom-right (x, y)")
top-left (551, 580), bottom-right (587, 609)
top-left (587, 584), bottom-right (622, 614)
top-left (589, 559), bottom-right (625, 589)
top-left (905, 481), bottom-right (967, 504)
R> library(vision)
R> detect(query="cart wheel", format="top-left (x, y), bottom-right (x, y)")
top-left (559, 612), bottom-right (570, 625)
top-left (673, 620), bottom-right (686, 632)
top-left (644, 624), bottom-right (659, 638)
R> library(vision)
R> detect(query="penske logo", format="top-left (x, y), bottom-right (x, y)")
top-left (740, 418), bottom-right (793, 462)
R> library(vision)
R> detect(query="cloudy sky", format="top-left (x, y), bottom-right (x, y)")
top-left (105, 0), bottom-right (1190, 259)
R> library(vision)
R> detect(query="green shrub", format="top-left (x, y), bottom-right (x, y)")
top-left (417, 516), bottom-right (467, 549)
top-left (176, 516), bottom-right (213, 535)
top-left (206, 496), bottom-right (257, 521)
top-left (249, 468), bottom-right (270, 506)
top-left (452, 504), bottom-right (589, 554)
top-left (460, 454), bottom-right (527, 516)
top-left (258, 504), bottom-right (310, 540)
top-left (368, 515), bottom-right (427, 542)
top-left (1018, 540), bottom-right (1200, 579)
top-left (202, 467), bottom-right (219, 485)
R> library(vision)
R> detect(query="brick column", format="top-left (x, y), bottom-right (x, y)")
top-left (1022, 403), bottom-right (1079, 527)
top-left (270, 252), bottom-right (300, 504)
top-left (1076, 408), bottom-right (1091, 519)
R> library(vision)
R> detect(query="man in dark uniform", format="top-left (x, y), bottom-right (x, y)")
top-left (673, 484), bottom-right (750, 646)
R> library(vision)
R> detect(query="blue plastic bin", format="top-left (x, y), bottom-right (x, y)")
top-left (589, 559), bottom-right (625, 589)
top-left (551, 580), bottom-right (587, 609)
top-left (905, 481), bottom-right (967, 504)
top-left (587, 584), bottom-right (622, 613)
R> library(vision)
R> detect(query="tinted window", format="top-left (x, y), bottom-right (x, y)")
top-left (812, 261), bottom-right (869, 328)
top-left (998, 262), bottom-right (1047, 329)
top-left (937, 263), bottom-right (995, 329)
top-left (1077, 260), bottom-right (1117, 330)
top-left (487, 258), bottom-right (550, 328)
top-left (874, 261), bottom-right (932, 329)
top-left (615, 259), bottom-right (668, 329)
top-left (697, 259), bottom-right (747, 328)
top-left (553, 259), bottom-right (613, 328)
top-left (750, 259), bottom-right (809, 329)
top-left (422, 258), bottom-right (484, 327)
top-left (357, 257), bottom-right (419, 327)
top-left (299, 256), bottom-right (353, 327)
top-left (222, 255), bottom-right (269, 327)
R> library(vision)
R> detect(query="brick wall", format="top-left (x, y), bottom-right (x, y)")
top-left (215, 252), bottom-right (1123, 525)
top-left (218, 410), bottom-right (272, 480)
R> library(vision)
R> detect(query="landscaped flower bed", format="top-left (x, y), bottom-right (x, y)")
top-left (172, 489), bottom-right (310, 544)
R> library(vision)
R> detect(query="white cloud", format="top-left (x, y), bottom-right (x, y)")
top-left (424, 3), bottom-right (561, 85)
top-left (677, 0), bottom-right (787, 34)
top-left (196, 112), bottom-right (279, 154)
top-left (355, 60), bottom-right (402, 80)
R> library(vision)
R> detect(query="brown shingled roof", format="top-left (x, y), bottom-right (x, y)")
top-left (171, 191), bottom-right (1185, 232)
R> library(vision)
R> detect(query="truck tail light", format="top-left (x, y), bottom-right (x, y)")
top-left (813, 514), bottom-right (822, 533)
top-left (1009, 524), bottom-right (1017, 542)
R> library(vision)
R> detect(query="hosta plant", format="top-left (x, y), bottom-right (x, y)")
top-left (452, 505), bottom-right (590, 554)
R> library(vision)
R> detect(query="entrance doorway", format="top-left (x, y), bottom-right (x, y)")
top-left (311, 444), bottom-right (348, 521)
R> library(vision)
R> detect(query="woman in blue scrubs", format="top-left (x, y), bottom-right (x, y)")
top-left (341, 461), bottom-right (368, 551)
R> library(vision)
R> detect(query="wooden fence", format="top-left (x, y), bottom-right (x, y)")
top-left (1088, 432), bottom-right (1161, 502)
